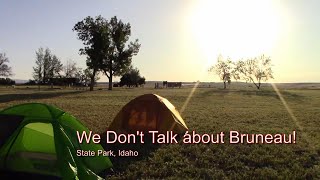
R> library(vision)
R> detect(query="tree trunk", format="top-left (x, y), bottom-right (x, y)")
top-left (43, 72), bottom-right (46, 84)
top-left (89, 69), bottom-right (96, 91)
top-left (251, 80), bottom-right (260, 90)
top-left (108, 64), bottom-right (113, 90)
top-left (253, 82), bottom-right (260, 90)
top-left (223, 81), bottom-right (226, 89)
top-left (89, 76), bottom-right (95, 91)
top-left (108, 74), bottom-right (112, 90)
top-left (108, 60), bottom-right (113, 90)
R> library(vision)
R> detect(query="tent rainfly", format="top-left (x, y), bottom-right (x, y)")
top-left (108, 94), bottom-right (188, 134)
top-left (0, 103), bottom-right (112, 179)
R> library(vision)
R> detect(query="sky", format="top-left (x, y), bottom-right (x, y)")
top-left (0, 0), bottom-right (319, 83)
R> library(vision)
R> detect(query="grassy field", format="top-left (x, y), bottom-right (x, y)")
top-left (0, 85), bottom-right (319, 179)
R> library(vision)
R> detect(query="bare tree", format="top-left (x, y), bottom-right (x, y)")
top-left (209, 55), bottom-right (233, 89)
top-left (63, 60), bottom-right (78, 78)
top-left (234, 54), bottom-right (273, 89)
top-left (33, 47), bottom-right (63, 84)
top-left (0, 53), bottom-right (13, 77)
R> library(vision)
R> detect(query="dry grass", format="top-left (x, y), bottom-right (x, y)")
top-left (0, 85), bottom-right (319, 179)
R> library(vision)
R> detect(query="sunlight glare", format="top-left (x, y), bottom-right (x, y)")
top-left (190, 0), bottom-right (280, 64)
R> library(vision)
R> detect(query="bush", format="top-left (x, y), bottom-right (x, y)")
top-left (24, 79), bottom-right (37, 85)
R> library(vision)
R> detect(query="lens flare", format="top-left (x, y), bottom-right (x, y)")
top-left (271, 83), bottom-right (315, 151)
top-left (180, 81), bottom-right (200, 114)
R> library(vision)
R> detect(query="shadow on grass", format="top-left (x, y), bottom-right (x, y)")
top-left (0, 91), bottom-right (85, 103)
top-left (99, 133), bottom-right (162, 175)
top-left (200, 89), bottom-right (233, 97)
top-left (237, 90), bottom-right (305, 100)
top-left (201, 89), bottom-right (304, 101)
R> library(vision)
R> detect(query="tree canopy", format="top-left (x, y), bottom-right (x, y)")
top-left (120, 67), bottom-right (145, 87)
top-left (234, 55), bottom-right (273, 89)
top-left (73, 15), bottom-right (140, 91)
top-left (101, 16), bottom-right (140, 90)
top-left (73, 16), bottom-right (106, 91)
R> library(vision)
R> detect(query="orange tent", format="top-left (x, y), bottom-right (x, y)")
top-left (108, 94), bottom-right (188, 134)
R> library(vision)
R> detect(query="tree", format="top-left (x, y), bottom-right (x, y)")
top-left (81, 68), bottom-right (100, 87)
top-left (33, 47), bottom-right (63, 84)
top-left (138, 77), bottom-right (146, 86)
top-left (120, 67), bottom-right (145, 87)
top-left (73, 16), bottom-right (141, 91)
top-left (209, 55), bottom-right (233, 89)
top-left (43, 48), bottom-right (51, 83)
top-left (234, 54), bottom-right (273, 89)
top-left (63, 60), bottom-right (79, 78)
top-left (119, 73), bottom-right (131, 87)
top-left (73, 15), bottom-right (109, 91)
top-left (33, 47), bottom-right (45, 84)
top-left (49, 54), bottom-right (63, 79)
top-left (101, 16), bottom-right (141, 90)
top-left (0, 53), bottom-right (13, 77)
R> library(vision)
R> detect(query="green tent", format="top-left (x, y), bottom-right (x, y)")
top-left (0, 103), bottom-right (112, 179)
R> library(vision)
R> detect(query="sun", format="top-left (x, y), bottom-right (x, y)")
top-left (189, 0), bottom-right (281, 65)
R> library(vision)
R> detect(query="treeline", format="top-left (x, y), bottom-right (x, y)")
top-left (209, 54), bottom-right (273, 89)
top-left (1, 15), bottom-right (146, 90)
top-left (31, 47), bottom-right (98, 87)
top-left (0, 78), bottom-right (15, 85)
top-left (31, 46), bottom-right (146, 88)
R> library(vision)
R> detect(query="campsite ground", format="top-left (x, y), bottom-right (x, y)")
top-left (0, 84), bottom-right (319, 179)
